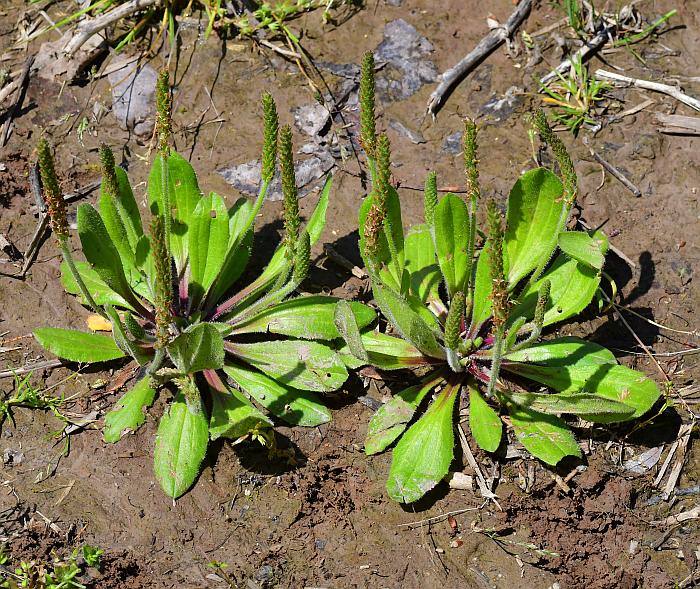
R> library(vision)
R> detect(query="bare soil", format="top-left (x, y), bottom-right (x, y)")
top-left (0, 1), bottom-right (698, 587)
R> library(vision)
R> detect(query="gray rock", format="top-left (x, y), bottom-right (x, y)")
top-left (292, 103), bottom-right (331, 137)
top-left (108, 58), bottom-right (158, 138)
top-left (479, 86), bottom-right (523, 122)
top-left (442, 131), bottom-right (463, 155)
top-left (34, 30), bottom-right (107, 81)
top-left (374, 19), bottom-right (437, 102)
top-left (219, 146), bottom-right (334, 201)
top-left (389, 119), bottom-right (426, 144)
top-left (3, 448), bottom-right (23, 466)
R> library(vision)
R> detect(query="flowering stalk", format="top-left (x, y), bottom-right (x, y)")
top-left (279, 125), bottom-right (300, 261)
top-left (38, 139), bottom-right (107, 319)
top-left (156, 70), bottom-right (172, 257)
top-left (376, 134), bottom-right (402, 287)
top-left (529, 109), bottom-right (578, 284)
top-left (208, 93), bottom-right (279, 318)
top-left (424, 171), bottom-right (438, 230)
top-left (511, 279), bottom-right (551, 352)
top-left (444, 291), bottom-right (465, 373)
top-left (232, 230), bottom-right (310, 325)
top-left (486, 201), bottom-right (510, 398)
top-left (359, 51), bottom-right (377, 183)
top-left (464, 119), bottom-right (480, 310)
top-left (150, 215), bottom-right (173, 350)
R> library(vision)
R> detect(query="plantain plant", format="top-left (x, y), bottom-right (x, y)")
top-left (338, 52), bottom-right (661, 504)
top-left (33, 71), bottom-right (373, 499)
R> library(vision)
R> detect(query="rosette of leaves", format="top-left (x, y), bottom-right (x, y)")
top-left (33, 72), bottom-right (373, 498)
top-left (338, 53), bottom-right (661, 504)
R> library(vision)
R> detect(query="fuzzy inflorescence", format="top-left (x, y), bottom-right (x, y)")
top-left (156, 70), bottom-right (172, 157)
top-left (359, 51), bottom-right (377, 158)
top-left (532, 110), bottom-right (576, 205)
top-left (99, 144), bottom-right (119, 199)
top-left (261, 92), bottom-right (279, 184)
top-left (464, 119), bottom-right (480, 202)
top-left (150, 215), bottom-right (173, 349)
top-left (37, 139), bottom-right (68, 240)
top-left (487, 201), bottom-right (510, 329)
top-left (424, 171), bottom-right (437, 227)
top-left (444, 291), bottom-right (465, 351)
top-left (279, 125), bottom-right (300, 255)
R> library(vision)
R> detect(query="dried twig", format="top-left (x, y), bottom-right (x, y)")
top-left (582, 137), bottom-right (641, 197)
top-left (661, 423), bottom-right (694, 499)
top-left (398, 506), bottom-right (481, 528)
top-left (595, 69), bottom-right (700, 112)
top-left (540, 26), bottom-right (615, 87)
top-left (323, 243), bottom-right (367, 279)
top-left (653, 505), bottom-right (700, 527)
top-left (1, 55), bottom-right (34, 147)
top-left (62, 0), bottom-right (158, 56)
top-left (426, 0), bottom-right (532, 118)
top-left (457, 423), bottom-right (500, 505)
top-left (655, 113), bottom-right (700, 135)
top-left (0, 359), bottom-right (63, 380)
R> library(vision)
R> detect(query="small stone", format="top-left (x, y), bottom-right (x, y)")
top-left (292, 103), bottom-right (331, 137)
top-left (3, 448), bottom-right (23, 466)
top-left (374, 19), bottom-right (437, 102)
top-left (218, 148), bottom-right (334, 201)
top-left (108, 57), bottom-right (158, 139)
top-left (389, 119), bottom-right (426, 144)
top-left (442, 131), bottom-right (463, 155)
top-left (479, 86), bottom-right (523, 122)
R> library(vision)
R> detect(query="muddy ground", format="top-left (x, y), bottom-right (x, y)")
top-left (0, 0), bottom-right (699, 587)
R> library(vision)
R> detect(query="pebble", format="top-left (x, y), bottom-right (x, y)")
top-left (108, 57), bottom-right (158, 139)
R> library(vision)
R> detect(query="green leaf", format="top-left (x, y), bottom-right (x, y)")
top-left (34, 328), bottom-right (126, 363)
top-left (373, 284), bottom-right (445, 360)
top-left (148, 151), bottom-right (203, 272)
top-left (77, 203), bottom-right (144, 312)
top-left (104, 306), bottom-right (151, 365)
top-left (188, 192), bottom-right (230, 305)
top-left (468, 383), bottom-right (502, 452)
top-left (503, 339), bottom-right (659, 422)
top-left (506, 168), bottom-right (565, 286)
top-left (508, 405), bottom-right (581, 465)
top-left (224, 363), bottom-right (331, 426)
top-left (207, 199), bottom-right (254, 304)
top-left (504, 336), bottom-right (616, 365)
top-left (233, 296), bottom-right (375, 340)
top-left (230, 340), bottom-right (348, 392)
top-left (510, 253), bottom-right (600, 327)
top-left (167, 323), bottom-right (224, 374)
top-left (61, 260), bottom-right (134, 310)
top-left (153, 384), bottom-right (209, 498)
top-left (209, 384), bottom-right (273, 441)
top-left (103, 377), bottom-right (156, 442)
top-left (434, 193), bottom-right (470, 297)
top-left (365, 376), bottom-right (440, 455)
top-left (99, 166), bottom-right (144, 271)
top-left (558, 230), bottom-right (608, 270)
top-left (386, 381), bottom-right (459, 503)
top-left (506, 391), bottom-right (634, 418)
top-left (338, 331), bottom-right (432, 370)
top-left (334, 300), bottom-right (369, 363)
top-left (404, 224), bottom-right (440, 303)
